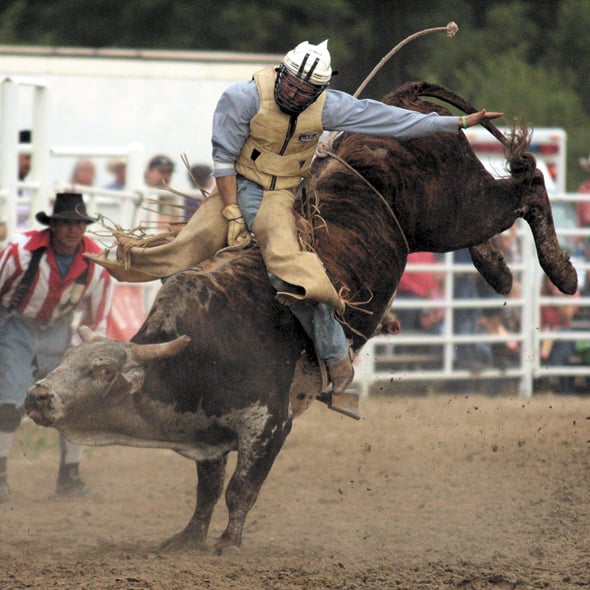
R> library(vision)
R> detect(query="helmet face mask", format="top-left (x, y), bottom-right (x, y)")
top-left (273, 40), bottom-right (332, 115)
top-left (274, 67), bottom-right (326, 115)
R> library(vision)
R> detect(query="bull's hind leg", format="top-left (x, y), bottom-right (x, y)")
top-left (160, 455), bottom-right (228, 552)
top-left (215, 415), bottom-right (292, 554)
top-left (469, 240), bottom-right (513, 296)
top-left (524, 184), bottom-right (578, 295)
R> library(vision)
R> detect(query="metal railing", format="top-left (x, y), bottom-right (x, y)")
top-left (354, 210), bottom-right (590, 398)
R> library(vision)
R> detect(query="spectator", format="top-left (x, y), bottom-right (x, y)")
top-left (104, 157), bottom-right (127, 190)
top-left (452, 248), bottom-right (494, 372)
top-left (538, 274), bottom-right (580, 394)
top-left (144, 154), bottom-right (176, 220)
top-left (395, 251), bottom-right (444, 336)
top-left (475, 227), bottom-right (521, 369)
top-left (393, 251), bottom-right (445, 370)
top-left (575, 153), bottom-right (590, 252)
top-left (145, 154), bottom-right (175, 188)
top-left (0, 193), bottom-right (113, 501)
top-left (183, 163), bottom-right (215, 220)
top-left (17, 129), bottom-right (32, 185)
top-left (69, 158), bottom-right (96, 186)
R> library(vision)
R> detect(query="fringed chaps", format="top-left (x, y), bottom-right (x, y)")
top-left (87, 187), bottom-right (343, 312)
top-left (252, 189), bottom-right (343, 311)
top-left (86, 191), bottom-right (227, 281)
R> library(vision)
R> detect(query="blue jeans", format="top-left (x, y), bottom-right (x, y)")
top-left (0, 311), bottom-right (71, 405)
top-left (237, 177), bottom-right (348, 364)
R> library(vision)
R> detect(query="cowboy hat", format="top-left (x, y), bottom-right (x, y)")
top-left (35, 192), bottom-right (97, 225)
top-left (580, 154), bottom-right (590, 173)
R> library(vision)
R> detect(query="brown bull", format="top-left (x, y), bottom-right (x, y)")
top-left (24, 82), bottom-right (577, 554)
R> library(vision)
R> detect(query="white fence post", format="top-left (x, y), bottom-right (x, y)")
top-left (30, 82), bottom-right (52, 224)
top-left (518, 223), bottom-right (535, 397)
top-left (0, 78), bottom-right (19, 237)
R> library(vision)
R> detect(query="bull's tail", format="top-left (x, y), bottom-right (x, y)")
top-left (391, 81), bottom-right (507, 143)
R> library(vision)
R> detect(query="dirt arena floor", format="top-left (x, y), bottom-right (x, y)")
top-left (1, 391), bottom-right (589, 590)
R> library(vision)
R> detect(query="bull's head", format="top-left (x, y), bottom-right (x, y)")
top-left (24, 327), bottom-right (190, 444)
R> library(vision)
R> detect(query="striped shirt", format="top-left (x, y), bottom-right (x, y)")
top-left (0, 229), bottom-right (113, 334)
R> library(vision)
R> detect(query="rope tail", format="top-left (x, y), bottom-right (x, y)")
top-left (353, 22), bottom-right (459, 99)
top-left (321, 22), bottom-right (459, 152)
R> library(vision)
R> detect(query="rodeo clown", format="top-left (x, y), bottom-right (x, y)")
top-left (89, 40), bottom-right (502, 418)
top-left (0, 193), bottom-right (113, 501)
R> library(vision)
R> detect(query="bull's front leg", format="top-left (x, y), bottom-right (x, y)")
top-left (160, 455), bottom-right (228, 552)
top-left (215, 415), bottom-right (292, 554)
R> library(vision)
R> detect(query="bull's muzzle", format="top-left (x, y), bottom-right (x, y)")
top-left (24, 384), bottom-right (54, 426)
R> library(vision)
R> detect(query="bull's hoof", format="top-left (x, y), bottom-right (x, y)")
top-left (214, 542), bottom-right (242, 556)
top-left (543, 251), bottom-right (578, 295)
top-left (557, 267), bottom-right (578, 295)
top-left (159, 530), bottom-right (207, 553)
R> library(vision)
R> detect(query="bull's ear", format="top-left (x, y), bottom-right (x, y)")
top-left (105, 367), bottom-right (145, 405)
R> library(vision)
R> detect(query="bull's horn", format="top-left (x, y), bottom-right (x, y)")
top-left (78, 325), bottom-right (106, 342)
top-left (130, 335), bottom-right (191, 361)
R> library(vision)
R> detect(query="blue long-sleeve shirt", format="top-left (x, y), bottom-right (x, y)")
top-left (212, 79), bottom-right (460, 178)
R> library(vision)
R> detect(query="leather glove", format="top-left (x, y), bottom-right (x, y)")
top-left (221, 204), bottom-right (250, 247)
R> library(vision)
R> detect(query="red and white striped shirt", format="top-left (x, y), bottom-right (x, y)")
top-left (0, 229), bottom-right (113, 335)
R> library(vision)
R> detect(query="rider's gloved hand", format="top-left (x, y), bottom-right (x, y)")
top-left (221, 204), bottom-right (250, 247)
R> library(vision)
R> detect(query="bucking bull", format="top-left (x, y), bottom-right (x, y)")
top-left (25, 81), bottom-right (577, 554)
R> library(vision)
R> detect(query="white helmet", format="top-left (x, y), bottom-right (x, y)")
top-left (282, 40), bottom-right (332, 85)
top-left (274, 40), bottom-right (333, 114)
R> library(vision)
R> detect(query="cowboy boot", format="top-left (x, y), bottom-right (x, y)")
top-left (328, 355), bottom-right (354, 394)
top-left (326, 355), bottom-right (360, 420)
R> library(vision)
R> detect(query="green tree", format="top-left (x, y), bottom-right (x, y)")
top-left (0, 0), bottom-right (587, 188)
top-left (415, 1), bottom-right (590, 190)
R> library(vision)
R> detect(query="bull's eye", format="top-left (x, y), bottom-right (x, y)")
top-left (92, 364), bottom-right (116, 383)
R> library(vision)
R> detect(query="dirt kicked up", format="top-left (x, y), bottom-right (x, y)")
top-left (1, 392), bottom-right (589, 590)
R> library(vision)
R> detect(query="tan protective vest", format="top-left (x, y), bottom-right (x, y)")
top-left (89, 69), bottom-right (343, 311)
top-left (235, 67), bottom-right (326, 190)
